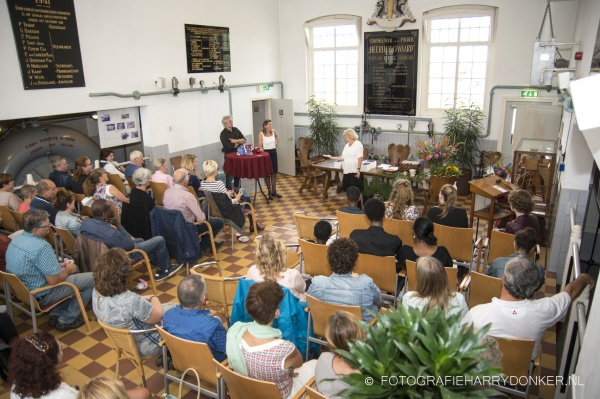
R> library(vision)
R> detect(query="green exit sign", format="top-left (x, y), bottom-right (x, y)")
top-left (258, 85), bottom-right (270, 91)
top-left (521, 90), bottom-right (540, 98)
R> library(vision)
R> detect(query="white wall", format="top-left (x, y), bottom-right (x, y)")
top-left (0, 0), bottom-right (281, 152)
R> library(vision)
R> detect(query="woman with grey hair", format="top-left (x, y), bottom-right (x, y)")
top-left (130, 168), bottom-right (155, 212)
top-left (150, 157), bottom-right (174, 188)
top-left (121, 168), bottom-right (155, 240)
top-left (323, 129), bottom-right (364, 191)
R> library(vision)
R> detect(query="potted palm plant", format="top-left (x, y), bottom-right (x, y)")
top-left (444, 103), bottom-right (484, 195)
top-left (307, 97), bottom-right (340, 156)
top-left (338, 306), bottom-right (502, 398)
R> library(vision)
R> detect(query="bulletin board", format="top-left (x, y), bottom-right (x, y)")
top-left (97, 107), bottom-right (141, 148)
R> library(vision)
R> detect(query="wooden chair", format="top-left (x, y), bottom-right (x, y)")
top-left (336, 210), bottom-right (369, 238)
top-left (483, 230), bottom-right (539, 268)
top-left (126, 177), bottom-right (136, 190)
top-left (98, 320), bottom-right (157, 387)
top-left (298, 149), bottom-right (326, 196)
top-left (434, 223), bottom-right (481, 270)
top-left (155, 325), bottom-right (221, 399)
top-left (148, 181), bottom-right (168, 207)
top-left (107, 173), bottom-right (127, 196)
top-left (388, 143), bottom-right (411, 165)
top-left (286, 243), bottom-right (301, 269)
top-left (214, 360), bottom-right (306, 399)
top-left (53, 226), bottom-right (76, 258)
top-left (190, 266), bottom-right (240, 327)
top-left (298, 239), bottom-right (332, 276)
top-left (305, 294), bottom-right (362, 360)
top-left (305, 381), bottom-right (328, 399)
top-left (0, 205), bottom-right (17, 232)
top-left (492, 337), bottom-right (536, 398)
top-left (187, 185), bottom-right (206, 208)
top-left (0, 270), bottom-right (92, 333)
top-left (170, 156), bottom-right (182, 173)
top-left (405, 260), bottom-right (458, 292)
top-left (194, 220), bottom-right (220, 268)
top-left (293, 213), bottom-right (324, 241)
top-left (464, 272), bottom-right (503, 308)
top-left (382, 217), bottom-right (414, 247)
top-left (8, 209), bottom-right (23, 230)
top-left (203, 190), bottom-right (257, 250)
top-left (72, 192), bottom-right (86, 205)
top-left (80, 205), bottom-right (93, 218)
top-left (354, 254), bottom-right (400, 307)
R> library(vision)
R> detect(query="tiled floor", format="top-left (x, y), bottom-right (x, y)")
top-left (1, 174), bottom-right (558, 398)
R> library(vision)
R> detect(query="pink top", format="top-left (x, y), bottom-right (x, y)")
top-left (162, 184), bottom-right (205, 224)
top-left (17, 202), bottom-right (30, 213)
top-left (151, 170), bottom-right (174, 188)
top-left (246, 265), bottom-right (306, 302)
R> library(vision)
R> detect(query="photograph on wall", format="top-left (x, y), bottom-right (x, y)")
top-left (364, 29), bottom-right (418, 115)
top-left (97, 107), bottom-right (141, 148)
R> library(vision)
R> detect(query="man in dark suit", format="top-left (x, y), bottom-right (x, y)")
top-left (350, 198), bottom-right (402, 263)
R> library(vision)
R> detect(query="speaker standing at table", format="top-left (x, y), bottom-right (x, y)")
top-left (323, 129), bottom-right (364, 191)
top-left (220, 115), bottom-right (246, 190)
top-left (257, 119), bottom-right (281, 200)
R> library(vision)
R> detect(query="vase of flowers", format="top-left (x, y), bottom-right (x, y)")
top-left (416, 135), bottom-right (459, 168)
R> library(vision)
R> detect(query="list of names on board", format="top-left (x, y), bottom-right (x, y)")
top-left (7, 0), bottom-right (85, 90)
top-left (185, 24), bottom-right (231, 73)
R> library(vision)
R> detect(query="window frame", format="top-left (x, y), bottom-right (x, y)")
top-left (305, 14), bottom-right (362, 114)
top-left (420, 6), bottom-right (497, 116)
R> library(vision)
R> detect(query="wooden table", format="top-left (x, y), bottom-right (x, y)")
top-left (468, 175), bottom-right (518, 239)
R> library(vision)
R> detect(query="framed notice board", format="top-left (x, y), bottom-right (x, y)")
top-left (364, 30), bottom-right (418, 116)
top-left (6, 0), bottom-right (85, 90)
top-left (97, 107), bottom-right (142, 148)
top-left (184, 24), bottom-right (231, 73)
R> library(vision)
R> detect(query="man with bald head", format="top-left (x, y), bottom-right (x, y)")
top-left (30, 179), bottom-right (59, 224)
top-left (163, 168), bottom-right (223, 251)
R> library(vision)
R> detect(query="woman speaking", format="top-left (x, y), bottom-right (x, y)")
top-left (257, 119), bottom-right (281, 199)
top-left (324, 129), bottom-right (364, 191)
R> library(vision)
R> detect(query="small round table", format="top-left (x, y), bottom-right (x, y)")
top-left (224, 152), bottom-right (274, 203)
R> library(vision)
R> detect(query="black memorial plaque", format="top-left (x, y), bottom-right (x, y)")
top-left (7, 0), bottom-right (85, 90)
top-left (364, 30), bottom-right (418, 116)
top-left (185, 24), bottom-right (231, 73)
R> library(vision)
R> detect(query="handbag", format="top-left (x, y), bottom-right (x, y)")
top-left (162, 367), bottom-right (201, 399)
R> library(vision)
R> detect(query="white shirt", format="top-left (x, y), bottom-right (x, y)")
top-left (461, 292), bottom-right (571, 358)
top-left (341, 141), bottom-right (363, 174)
top-left (403, 291), bottom-right (468, 317)
top-left (260, 132), bottom-right (277, 150)
top-left (11, 382), bottom-right (78, 399)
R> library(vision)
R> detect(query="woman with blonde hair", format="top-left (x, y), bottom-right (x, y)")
top-left (180, 153), bottom-right (203, 197)
top-left (385, 178), bottom-right (418, 220)
top-left (246, 233), bottom-right (306, 300)
top-left (77, 376), bottom-right (150, 399)
top-left (83, 168), bottom-right (129, 211)
top-left (323, 129), bottom-right (364, 191)
top-left (402, 256), bottom-right (467, 316)
top-left (315, 311), bottom-right (365, 398)
top-left (427, 184), bottom-right (468, 228)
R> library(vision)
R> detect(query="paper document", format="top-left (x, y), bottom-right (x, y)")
top-left (493, 185), bottom-right (507, 193)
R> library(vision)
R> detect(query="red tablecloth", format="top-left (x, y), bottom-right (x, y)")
top-left (224, 152), bottom-right (273, 179)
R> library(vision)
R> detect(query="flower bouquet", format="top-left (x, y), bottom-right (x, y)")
top-left (416, 135), bottom-right (459, 167)
top-left (429, 163), bottom-right (462, 178)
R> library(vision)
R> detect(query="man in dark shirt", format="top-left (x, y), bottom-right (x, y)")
top-left (350, 198), bottom-right (402, 261)
top-left (48, 156), bottom-right (72, 190)
top-left (339, 186), bottom-right (364, 214)
top-left (220, 115), bottom-right (246, 190)
top-left (30, 179), bottom-right (59, 224)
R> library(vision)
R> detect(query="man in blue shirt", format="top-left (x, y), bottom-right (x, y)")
top-left (338, 186), bottom-right (364, 214)
top-left (163, 274), bottom-right (227, 361)
top-left (48, 155), bottom-right (72, 190)
top-left (124, 150), bottom-right (144, 179)
top-left (30, 179), bottom-right (59, 224)
top-left (6, 210), bottom-right (94, 331)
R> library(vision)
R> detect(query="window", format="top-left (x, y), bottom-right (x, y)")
top-left (422, 6), bottom-right (496, 113)
top-left (305, 15), bottom-right (361, 112)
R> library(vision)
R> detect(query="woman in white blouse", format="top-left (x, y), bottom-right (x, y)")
top-left (257, 119), bottom-right (280, 200)
top-left (324, 129), bottom-right (364, 191)
top-left (99, 148), bottom-right (126, 180)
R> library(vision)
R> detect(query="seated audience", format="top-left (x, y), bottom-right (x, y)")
top-left (92, 248), bottom-right (165, 357)
top-left (338, 186), bottom-right (363, 214)
top-left (71, 156), bottom-right (93, 195)
top-left (385, 179), bottom-right (418, 221)
top-left (307, 238), bottom-right (381, 322)
top-left (77, 376), bottom-right (151, 399)
top-left (80, 199), bottom-right (181, 280)
top-left (150, 157), bottom-right (174, 188)
top-left (53, 190), bottom-right (84, 237)
top-left (427, 184), bottom-right (468, 228)
top-left (16, 184), bottom-right (36, 213)
top-left (162, 168), bottom-right (224, 251)
top-left (99, 148), bottom-right (126, 180)
top-left (397, 216), bottom-right (453, 271)
top-left (485, 227), bottom-right (545, 288)
top-left (315, 311), bottom-right (365, 398)
top-left (463, 257), bottom-right (594, 359)
top-left (129, 168), bottom-right (155, 212)
top-left (246, 233), bottom-right (306, 301)
top-left (30, 179), bottom-right (59, 224)
top-left (0, 173), bottom-right (22, 211)
top-left (402, 257), bottom-right (467, 317)
top-left (83, 168), bottom-right (129, 211)
top-left (226, 281), bottom-right (317, 398)
top-left (48, 155), bottom-right (72, 190)
top-left (350, 198), bottom-right (402, 267)
top-left (9, 332), bottom-right (78, 399)
top-left (503, 189), bottom-right (540, 234)
top-left (6, 210), bottom-right (94, 330)
top-left (313, 220), bottom-right (334, 245)
top-left (125, 150), bottom-right (144, 179)
top-left (202, 160), bottom-right (264, 233)
top-left (181, 153), bottom-right (204, 197)
top-left (163, 274), bottom-right (227, 362)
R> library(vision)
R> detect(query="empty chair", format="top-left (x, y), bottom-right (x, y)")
top-left (298, 149), bottom-right (326, 196)
top-left (492, 337), bottom-right (536, 398)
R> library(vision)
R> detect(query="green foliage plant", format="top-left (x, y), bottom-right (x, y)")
top-left (444, 103), bottom-right (484, 170)
top-left (362, 177), bottom-right (392, 200)
top-left (338, 306), bottom-right (503, 398)
top-left (307, 96), bottom-right (340, 156)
